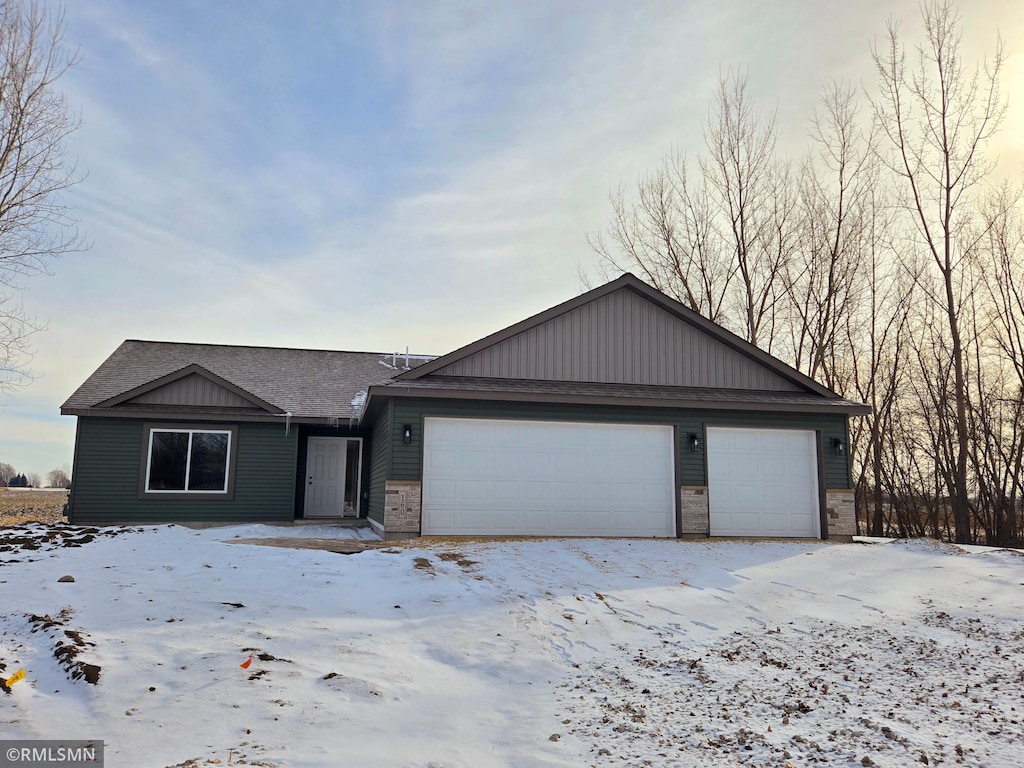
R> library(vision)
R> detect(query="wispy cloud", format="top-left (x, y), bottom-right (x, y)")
top-left (4, 0), bottom-right (1022, 474)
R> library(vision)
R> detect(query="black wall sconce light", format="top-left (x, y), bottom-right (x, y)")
top-left (402, 424), bottom-right (413, 444)
top-left (689, 432), bottom-right (703, 453)
top-left (833, 438), bottom-right (846, 456)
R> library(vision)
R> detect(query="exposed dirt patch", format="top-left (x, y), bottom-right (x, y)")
top-left (239, 648), bottom-right (293, 664)
top-left (437, 550), bottom-right (479, 570)
top-left (26, 608), bottom-right (101, 685)
top-left (0, 523), bottom-right (142, 562)
top-left (256, 652), bottom-right (291, 663)
top-left (412, 557), bottom-right (434, 572)
top-left (162, 746), bottom-right (277, 768)
top-left (239, 647), bottom-right (294, 681)
top-left (320, 671), bottom-right (383, 698)
top-left (0, 489), bottom-right (68, 526)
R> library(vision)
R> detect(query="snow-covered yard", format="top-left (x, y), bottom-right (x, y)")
top-left (1, 524), bottom-right (1021, 767)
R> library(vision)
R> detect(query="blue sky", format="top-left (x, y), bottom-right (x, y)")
top-left (2, 0), bottom-right (1023, 478)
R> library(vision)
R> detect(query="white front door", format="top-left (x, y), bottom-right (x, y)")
top-left (305, 437), bottom-right (362, 518)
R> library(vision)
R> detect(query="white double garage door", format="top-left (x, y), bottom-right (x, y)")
top-left (421, 418), bottom-right (822, 538)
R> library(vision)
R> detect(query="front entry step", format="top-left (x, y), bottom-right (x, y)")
top-left (291, 518), bottom-right (371, 528)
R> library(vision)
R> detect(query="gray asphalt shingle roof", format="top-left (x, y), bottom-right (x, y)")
top-left (63, 338), bottom-right (867, 420)
top-left (61, 340), bottom-right (431, 420)
top-left (375, 375), bottom-right (870, 413)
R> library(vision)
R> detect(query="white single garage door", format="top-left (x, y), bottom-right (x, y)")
top-left (707, 427), bottom-right (821, 537)
top-left (422, 417), bottom-right (675, 536)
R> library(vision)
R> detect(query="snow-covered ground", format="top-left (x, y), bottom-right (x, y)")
top-left (1, 524), bottom-right (1021, 768)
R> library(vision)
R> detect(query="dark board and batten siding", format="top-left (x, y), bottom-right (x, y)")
top-left (434, 289), bottom-right (801, 391)
top-left (69, 417), bottom-right (297, 524)
top-left (126, 374), bottom-right (260, 409)
top-left (387, 398), bottom-right (851, 491)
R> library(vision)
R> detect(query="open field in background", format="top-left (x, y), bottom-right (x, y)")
top-left (0, 488), bottom-right (68, 525)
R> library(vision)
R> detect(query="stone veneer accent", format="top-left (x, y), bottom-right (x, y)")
top-left (825, 488), bottom-right (856, 540)
top-left (680, 485), bottom-right (710, 536)
top-left (383, 480), bottom-right (422, 537)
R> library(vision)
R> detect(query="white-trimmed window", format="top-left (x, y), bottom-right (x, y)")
top-left (144, 427), bottom-right (234, 495)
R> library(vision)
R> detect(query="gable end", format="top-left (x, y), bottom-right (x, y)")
top-left (124, 373), bottom-right (262, 409)
top-left (96, 364), bottom-right (281, 413)
top-left (427, 284), bottom-right (802, 390)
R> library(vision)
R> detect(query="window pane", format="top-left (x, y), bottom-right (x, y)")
top-left (188, 432), bottom-right (229, 491)
top-left (344, 440), bottom-right (360, 515)
top-left (149, 432), bottom-right (188, 490)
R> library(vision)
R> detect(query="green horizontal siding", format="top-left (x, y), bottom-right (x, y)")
top-left (69, 417), bottom-right (297, 524)
top-left (387, 398), bottom-right (850, 489)
top-left (367, 401), bottom-right (392, 525)
top-left (691, 411), bottom-right (850, 488)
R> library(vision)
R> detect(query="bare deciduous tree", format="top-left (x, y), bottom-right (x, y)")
top-left (588, 153), bottom-right (734, 324)
top-left (971, 186), bottom-right (1024, 544)
top-left (701, 71), bottom-right (795, 352)
top-left (845, 199), bottom-right (912, 538)
top-left (46, 465), bottom-right (69, 488)
top-left (869, 0), bottom-right (1006, 543)
top-left (0, 461), bottom-right (15, 486)
top-left (0, 0), bottom-right (82, 392)
top-left (591, 71), bottom-right (794, 350)
top-left (785, 81), bottom-right (875, 389)
top-left (590, 2), bottom-right (1023, 546)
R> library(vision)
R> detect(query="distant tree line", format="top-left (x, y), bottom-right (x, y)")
top-left (0, 462), bottom-right (69, 488)
top-left (592, 1), bottom-right (1023, 545)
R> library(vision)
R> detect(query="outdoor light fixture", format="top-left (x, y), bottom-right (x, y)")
top-left (833, 438), bottom-right (846, 456)
top-left (402, 424), bottom-right (413, 444)
top-left (689, 432), bottom-right (702, 453)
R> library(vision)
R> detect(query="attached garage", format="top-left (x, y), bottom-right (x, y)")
top-left (358, 274), bottom-right (867, 540)
top-left (421, 417), bottom-right (676, 536)
top-left (706, 427), bottom-right (821, 537)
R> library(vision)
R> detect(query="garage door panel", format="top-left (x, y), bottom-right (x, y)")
top-left (761, 514), bottom-right (802, 536)
top-left (708, 427), bottom-right (820, 538)
top-left (522, 481), bottom-right (550, 503)
top-left (644, 484), bottom-right (673, 505)
top-left (461, 509), bottom-right (488, 528)
top-left (425, 477), bottom-right (456, 500)
top-left (760, 485), bottom-right (793, 506)
top-left (551, 481), bottom-right (581, 503)
top-left (426, 506), bottom-right (455, 529)
top-left (427, 447), bottom-right (459, 471)
top-left (520, 453), bottom-right (553, 477)
top-left (422, 418), bottom-right (675, 536)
